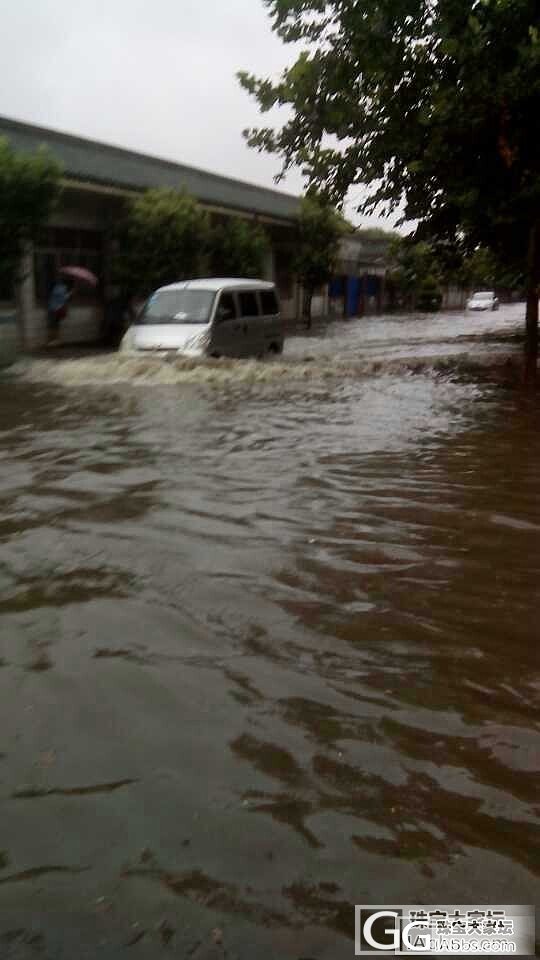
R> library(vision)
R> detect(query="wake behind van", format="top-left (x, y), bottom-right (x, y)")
top-left (120, 278), bottom-right (284, 359)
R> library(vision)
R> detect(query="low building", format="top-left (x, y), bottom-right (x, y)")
top-left (0, 115), bottom-right (306, 347)
top-left (0, 115), bottom-right (392, 348)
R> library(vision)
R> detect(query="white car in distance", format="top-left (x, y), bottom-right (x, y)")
top-left (466, 290), bottom-right (499, 311)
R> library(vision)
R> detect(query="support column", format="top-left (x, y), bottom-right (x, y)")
top-left (295, 278), bottom-right (303, 324)
top-left (262, 246), bottom-right (275, 282)
top-left (361, 274), bottom-right (368, 316)
top-left (379, 273), bottom-right (386, 312)
top-left (322, 281), bottom-right (329, 321)
top-left (15, 241), bottom-right (36, 350)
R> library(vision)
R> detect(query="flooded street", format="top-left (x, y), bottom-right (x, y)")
top-left (0, 304), bottom-right (539, 958)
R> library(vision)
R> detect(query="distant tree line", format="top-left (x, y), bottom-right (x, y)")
top-left (386, 238), bottom-right (525, 312)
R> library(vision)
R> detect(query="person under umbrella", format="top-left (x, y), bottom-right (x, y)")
top-left (47, 275), bottom-right (72, 347)
top-left (46, 266), bottom-right (99, 347)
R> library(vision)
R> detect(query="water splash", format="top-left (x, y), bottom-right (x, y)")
top-left (8, 350), bottom-right (521, 390)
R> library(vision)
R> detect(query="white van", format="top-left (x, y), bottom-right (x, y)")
top-left (120, 278), bottom-right (284, 359)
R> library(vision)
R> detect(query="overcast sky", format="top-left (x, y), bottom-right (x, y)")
top-left (0, 0), bottom-right (390, 226)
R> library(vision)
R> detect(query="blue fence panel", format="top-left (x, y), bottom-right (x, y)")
top-left (346, 276), bottom-right (360, 316)
top-left (366, 276), bottom-right (380, 297)
top-left (329, 277), bottom-right (344, 297)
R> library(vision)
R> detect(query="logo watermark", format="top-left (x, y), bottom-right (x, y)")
top-left (355, 905), bottom-right (535, 955)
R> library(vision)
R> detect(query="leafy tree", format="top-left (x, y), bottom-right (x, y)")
top-left (239, 0), bottom-right (540, 374)
top-left (433, 240), bottom-right (525, 295)
top-left (210, 217), bottom-right (270, 278)
top-left (294, 193), bottom-right (346, 325)
top-left (112, 188), bottom-right (211, 296)
top-left (458, 245), bottom-right (524, 295)
top-left (388, 238), bottom-right (443, 311)
top-left (0, 137), bottom-right (61, 312)
top-left (460, 247), bottom-right (497, 292)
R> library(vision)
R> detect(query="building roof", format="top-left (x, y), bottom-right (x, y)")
top-left (337, 232), bottom-right (393, 274)
top-left (0, 115), bottom-right (300, 224)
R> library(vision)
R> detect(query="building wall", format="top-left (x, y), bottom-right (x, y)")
top-left (329, 269), bottom-right (389, 319)
top-left (280, 296), bottom-right (298, 322)
top-left (441, 285), bottom-right (467, 310)
top-left (311, 291), bottom-right (328, 319)
top-left (26, 303), bottom-right (102, 349)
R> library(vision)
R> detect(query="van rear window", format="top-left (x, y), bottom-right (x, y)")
top-left (260, 290), bottom-right (279, 315)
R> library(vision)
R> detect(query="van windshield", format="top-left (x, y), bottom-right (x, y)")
top-left (138, 290), bottom-right (216, 325)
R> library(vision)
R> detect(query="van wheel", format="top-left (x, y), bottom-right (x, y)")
top-left (210, 351), bottom-right (221, 359)
top-left (268, 343), bottom-right (282, 356)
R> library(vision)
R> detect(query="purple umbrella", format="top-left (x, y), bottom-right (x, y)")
top-left (60, 266), bottom-right (98, 287)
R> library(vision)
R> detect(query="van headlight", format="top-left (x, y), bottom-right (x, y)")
top-left (178, 330), bottom-right (210, 356)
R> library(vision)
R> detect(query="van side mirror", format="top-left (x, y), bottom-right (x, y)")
top-left (217, 307), bottom-right (234, 323)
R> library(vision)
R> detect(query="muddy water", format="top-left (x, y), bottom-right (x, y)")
top-left (0, 305), bottom-right (539, 958)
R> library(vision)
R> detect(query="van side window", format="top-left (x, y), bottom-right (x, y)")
top-left (260, 290), bottom-right (279, 315)
top-left (238, 291), bottom-right (260, 317)
top-left (216, 292), bottom-right (236, 322)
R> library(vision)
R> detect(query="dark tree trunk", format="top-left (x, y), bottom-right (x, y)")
top-left (525, 288), bottom-right (538, 381)
top-left (303, 286), bottom-right (314, 329)
top-left (525, 223), bottom-right (539, 382)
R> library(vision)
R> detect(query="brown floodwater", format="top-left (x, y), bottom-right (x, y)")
top-left (0, 305), bottom-right (539, 958)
